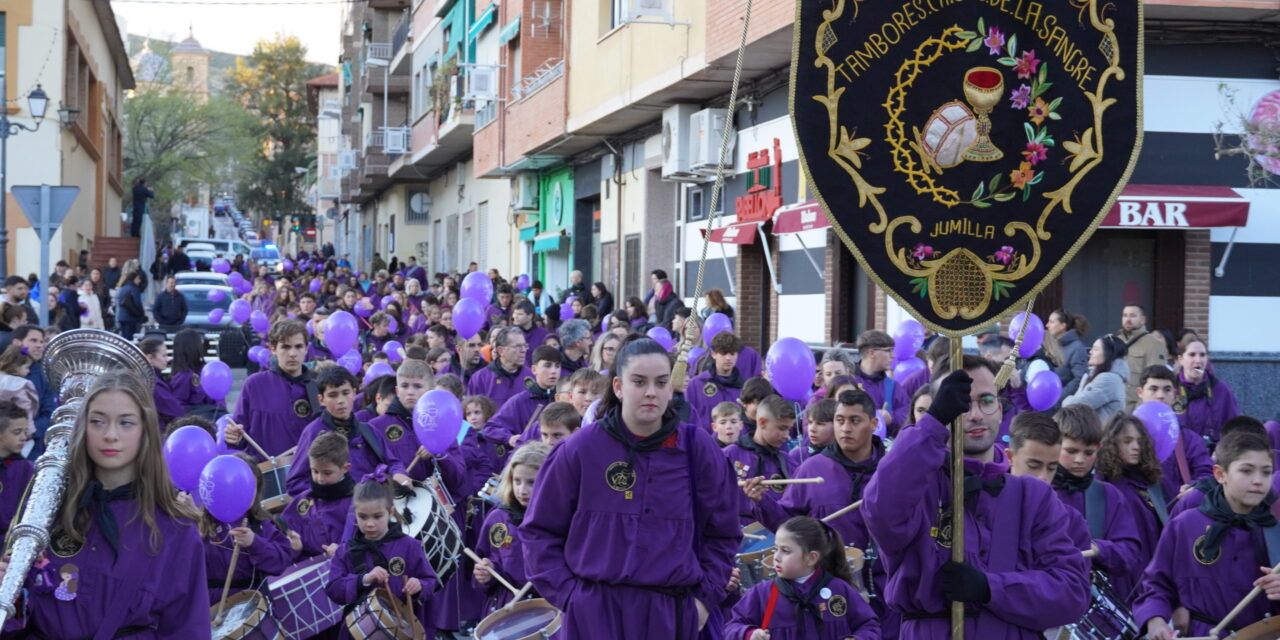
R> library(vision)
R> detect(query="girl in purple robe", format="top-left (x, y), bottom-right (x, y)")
top-left (473, 442), bottom-right (549, 613)
top-left (4, 371), bottom-right (209, 638)
top-left (199, 452), bottom-right (293, 605)
top-left (1097, 413), bottom-right (1166, 584)
top-left (0, 401), bottom-right (33, 549)
top-left (724, 516), bottom-right (880, 640)
top-left (168, 329), bottom-right (222, 415)
top-left (139, 338), bottom-right (185, 432)
top-left (521, 338), bottom-right (742, 640)
top-left (325, 475), bottom-right (438, 640)
top-left (1173, 336), bottom-right (1240, 449)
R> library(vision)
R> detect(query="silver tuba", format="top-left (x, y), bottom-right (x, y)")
top-left (0, 329), bottom-right (153, 626)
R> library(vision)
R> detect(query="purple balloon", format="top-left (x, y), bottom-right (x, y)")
top-left (703, 313), bottom-right (733, 347)
top-left (247, 345), bottom-right (265, 364)
top-left (363, 361), bottom-right (395, 385)
top-left (227, 271), bottom-right (245, 289)
top-left (381, 295), bottom-right (396, 309)
top-left (209, 308), bottom-right (225, 323)
top-left (249, 310), bottom-right (270, 334)
top-left (383, 340), bottom-right (404, 362)
top-left (199, 455), bottom-right (257, 524)
top-left (766, 337), bottom-right (817, 402)
top-left (200, 361), bottom-right (233, 401)
top-left (893, 356), bottom-right (927, 381)
top-left (1134, 401), bottom-right (1181, 461)
top-left (235, 281), bottom-right (253, 296)
top-left (283, 259), bottom-right (295, 272)
top-left (453, 298), bottom-right (485, 340)
top-left (892, 320), bottom-right (926, 358)
top-left (460, 272), bottom-right (494, 304)
top-left (338, 350), bottom-right (363, 375)
top-left (207, 289), bottom-right (226, 302)
top-left (516, 274), bottom-right (531, 291)
top-left (414, 389), bottom-right (463, 455)
top-left (212, 258), bottom-right (231, 274)
top-left (559, 302), bottom-right (576, 320)
top-left (164, 425), bottom-right (218, 493)
top-left (387, 316), bottom-right (399, 334)
top-left (1009, 312), bottom-right (1046, 359)
top-left (228, 299), bottom-right (251, 324)
top-left (1026, 370), bottom-right (1063, 411)
top-left (647, 326), bottom-right (675, 350)
top-left (309, 279), bottom-right (322, 293)
top-left (306, 319), bottom-right (315, 335)
top-left (355, 299), bottom-right (374, 319)
top-left (325, 310), bottom-right (359, 355)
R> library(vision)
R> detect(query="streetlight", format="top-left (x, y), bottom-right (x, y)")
top-left (0, 83), bottom-right (52, 279)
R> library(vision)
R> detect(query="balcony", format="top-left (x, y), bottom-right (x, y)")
top-left (391, 12), bottom-right (410, 58)
top-left (365, 126), bottom-right (411, 156)
top-left (511, 59), bottom-right (563, 102)
top-left (366, 42), bottom-right (392, 62)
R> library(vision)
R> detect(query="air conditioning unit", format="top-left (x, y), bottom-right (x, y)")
top-left (514, 173), bottom-right (539, 211)
top-left (630, 0), bottom-right (673, 23)
top-left (338, 150), bottom-right (358, 170)
top-left (690, 108), bottom-right (735, 175)
top-left (467, 66), bottom-right (496, 101)
top-left (661, 103), bottom-right (699, 182)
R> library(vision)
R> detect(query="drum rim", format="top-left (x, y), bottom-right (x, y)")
top-left (472, 598), bottom-right (563, 638)
top-left (346, 589), bottom-right (426, 640)
top-left (211, 590), bottom-right (273, 640)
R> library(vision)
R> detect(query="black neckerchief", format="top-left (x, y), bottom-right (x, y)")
top-left (309, 338), bottom-right (332, 358)
top-left (76, 482), bottom-right (137, 559)
top-left (385, 397), bottom-right (412, 420)
top-left (1195, 482), bottom-right (1277, 565)
top-left (488, 359), bottom-right (523, 380)
top-left (271, 364), bottom-right (309, 385)
top-left (711, 369), bottom-right (744, 389)
top-left (963, 472), bottom-right (1006, 508)
top-left (775, 569), bottom-right (835, 636)
top-left (1121, 465), bottom-right (1156, 487)
top-left (500, 502), bottom-right (527, 527)
top-left (310, 474), bottom-right (355, 501)
top-left (856, 368), bottom-right (887, 384)
top-left (598, 408), bottom-right (681, 470)
top-left (323, 412), bottom-right (357, 438)
top-left (323, 413), bottom-right (387, 463)
top-left (525, 379), bottom-right (555, 401)
top-left (735, 430), bottom-right (790, 481)
top-left (559, 350), bottom-right (585, 374)
top-left (347, 522), bottom-right (408, 574)
top-left (1053, 466), bottom-right (1094, 495)
top-left (821, 437), bottom-right (884, 503)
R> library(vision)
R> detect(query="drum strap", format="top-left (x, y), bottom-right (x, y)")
top-left (761, 583), bottom-right (780, 630)
top-left (1084, 480), bottom-right (1107, 541)
top-left (1147, 483), bottom-right (1170, 526)
top-left (1174, 436), bottom-right (1192, 487)
top-left (1263, 523), bottom-right (1280, 567)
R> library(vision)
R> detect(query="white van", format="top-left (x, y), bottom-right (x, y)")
top-left (175, 237), bottom-right (251, 258)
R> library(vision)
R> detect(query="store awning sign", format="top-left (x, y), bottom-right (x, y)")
top-left (700, 221), bottom-right (760, 245)
top-left (773, 201), bottom-right (831, 234)
top-left (1101, 184), bottom-right (1249, 229)
top-left (790, 0), bottom-right (1143, 335)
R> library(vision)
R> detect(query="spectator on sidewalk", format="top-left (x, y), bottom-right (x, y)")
top-left (117, 270), bottom-right (147, 340)
top-left (153, 276), bottom-right (188, 328)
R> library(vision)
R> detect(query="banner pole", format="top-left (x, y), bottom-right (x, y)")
top-left (951, 336), bottom-right (966, 640)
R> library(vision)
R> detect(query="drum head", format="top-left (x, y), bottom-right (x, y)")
top-left (845, 546), bottom-right (865, 573)
top-left (395, 484), bottom-right (436, 539)
top-left (473, 599), bottom-right (562, 640)
top-left (1235, 616), bottom-right (1280, 640)
top-left (737, 522), bottom-right (776, 559)
top-left (210, 590), bottom-right (271, 640)
top-left (347, 590), bottom-right (425, 640)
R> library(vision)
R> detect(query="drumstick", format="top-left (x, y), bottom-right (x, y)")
top-left (1081, 548), bottom-right (1098, 559)
top-left (821, 500), bottom-right (863, 522)
top-left (742, 532), bottom-right (768, 541)
top-left (238, 430), bottom-right (272, 462)
top-left (214, 518), bottom-right (249, 623)
top-left (738, 477), bottom-right (825, 487)
top-left (1210, 560), bottom-right (1280, 638)
top-left (406, 457), bottom-right (420, 475)
top-left (463, 547), bottom-right (523, 597)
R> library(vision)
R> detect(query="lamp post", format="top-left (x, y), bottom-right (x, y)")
top-left (0, 80), bottom-right (51, 279)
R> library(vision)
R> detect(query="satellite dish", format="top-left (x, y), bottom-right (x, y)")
top-left (410, 192), bottom-right (432, 216)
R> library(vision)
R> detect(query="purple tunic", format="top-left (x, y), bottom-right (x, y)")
top-left (281, 484), bottom-right (353, 559)
top-left (1132, 509), bottom-right (1280, 636)
top-left (724, 574), bottom-right (881, 640)
top-left (24, 499), bottom-right (209, 639)
top-left (285, 414), bottom-right (406, 497)
top-left (168, 370), bottom-right (221, 410)
top-left (736, 346), bottom-right (763, 380)
top-left (1160, 431), bottom-right (1214, 501)
top-left (862, 415), bottom-right (1091, 639)
top-left (465, 362), bottom-right (533, 410)
top-left (484, 387), bottom-right (554, 450)
top-left (368, 401), bottom-right (469, 485)
top-left (473, 506), bottom-right (534, 612)
top-left (431, 427), bottom-right (496, 632)
top-left (1107, 472), bottom-right (1165, 572)
top-left (0, 456), bottom-right (34, 546)
top-left (306, 339), bottom-right (334, 363)
top-left (152, 370), bottom-right (186, 430)
top-left (852, 369), bottom-right (912, 435)
top-left (325, 530), bottom-right (438, 640)
top-left (1053, 477), bottom-right (1145, 602)
top-left (202, 518), bottom-right (293, 604)
top-left (520, 419), bottom-right (741, 639)
top-left (232, 368), bottom-right (318, 459)
top-left (898, 365), bottom-right (931, 399)
top-left (685, 371), bottom-right (744, 432)
top-left (1176, 373), bottom-right (1241, 446)
top-left (786, 443), bottom-right (822, 469)
top-left (723, 437), bottom-right (796, 525)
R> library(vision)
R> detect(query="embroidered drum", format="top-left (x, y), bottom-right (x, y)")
top-left (211, 590), bottom-right (279, 640)
top-left (394, 478), bottom-right (462, 583)
top-left (344, 590), bottom-right (425, 640)
top-left (267, 555), bottom-right (343, 639)
top-left (472, 598), bottom-right (562, 640)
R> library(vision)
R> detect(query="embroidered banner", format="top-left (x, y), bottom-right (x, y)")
top-left (790, 0), bottom-right (1143, 335)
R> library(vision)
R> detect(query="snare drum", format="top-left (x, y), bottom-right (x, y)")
top-left (345, 589), bottom-right (426, 640)
top-left (478, 475), bottom-right (502, 507)
top-left (736, 523), bottom-right (776, 593)
top-left (1043, 571), bottom-right (1140, 640)
top-left (258, 447), bottom-right (297, 513)
top-left (394, 477), bottom-right (463, 583)
top-left (211, 590), bottom-right (279, 640)
top-left (472, 598), bottom-right (562, 640)
top-left (1234, 615), bottom-right (1280, 640)
top-left (267, 555), bottom-right (343, 639)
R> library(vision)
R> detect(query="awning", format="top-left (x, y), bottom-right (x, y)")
top-left (468, 3), bottom-right (497, 41)
top-left (532, 231), bottom-right (564, 253)
top-left (699, 221), bottom-right (759, 245)
top-left (772, 200), bottom-right (831, 234)
top-left (499, 15), bottom-right (521, 45)
top-left (519, 225), bottom-right (538, 242)
top-left (1101, 184), bottom-right (1250, 229)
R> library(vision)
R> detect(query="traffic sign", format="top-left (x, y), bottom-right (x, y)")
top-left (10, 185), bottom-right (80, 328)
top-left (305, 227), bottom-right (317, 238)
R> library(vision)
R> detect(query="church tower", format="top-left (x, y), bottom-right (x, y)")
top-left (169, 28), bottom-right (210, 101)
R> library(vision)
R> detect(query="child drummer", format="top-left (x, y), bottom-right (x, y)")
top-left (284, 432), bottom-right (355, 560)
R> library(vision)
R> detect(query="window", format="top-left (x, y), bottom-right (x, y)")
top-left (601, 240), bottom-right (618, 297)
top-left (186, 67), bottom-right (194, 84)
top-left (623, 234), bottom-right (641, 300)
top-left (605, 0), bottom-right (627, 32)
top-left (389, 215), bottom-right (396, 252)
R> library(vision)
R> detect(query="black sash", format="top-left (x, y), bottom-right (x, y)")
top-left (1085, 480), bottom-right (1108, 540)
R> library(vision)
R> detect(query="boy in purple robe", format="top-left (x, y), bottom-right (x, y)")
top-left (510, 301), bottom-right (549, 366)
top-left (862, 356), bottom-right (1091, 639)
top-left (284, 366), bottom-right (410, 498)
top-left (1173, 337), bottom-right (1240, 449)
top-left (283, 431), bottom-right (355, 560)
top-left (788, 399), bottom-right (836, 468)
top-left (0, 401), bottom-right (32, 548)
top-left (228, 319), bottom-right (319, 458)
top-left (536, 402), bottom-right (581, 448)
top-left (200, 458), bottom-right (293, 604)
top-left (724, 396), bottom-right (797, 524)
top-left (521, 338), bottom-right (741, 640)
top-left (485, 345), bottom-right (561, 452)
top-left (1051, 405), bottom-right (1145, 601)
top-left (368, 360), bottom-right (470, 488)
top-left (1134, 430), bottom-right (1280, 639)
top-left (686, 332), bottom-right (745, 430)
top-left (465, 326), bottom-right (532, 412)
top-left (360, 312), bottom-right (395, 358)
top-left (484, 283), bottom-right (514, 328)
top-left (711, 402), bottom-right (744, 449)
top-left (1169, 417), bottom-right (1279, 517)
top-left (1138, 366), bottom-right (1215, 499)
top-left (355, 375), bottom-right (395, 424)
top-left (851, 330), bottom-right (912, 436)
top-left (307, 308), bottom-right (335, 362)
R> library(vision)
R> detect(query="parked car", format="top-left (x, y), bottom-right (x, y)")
top-left (250, 245), bottom-right (281, 272)
top-left (178, 284), bottom-right (232, 331)
top-left (175, 271), bottom-right (229, 287)
top-left (175, 237), bottom-right (251, 258)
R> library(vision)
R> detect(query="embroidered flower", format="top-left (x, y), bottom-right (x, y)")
top-left (1009, 84), bottom-right (1031, 110)
top-left (984, 27), bottom-right (1005, 55)
top-left (1028, 97), bottom-right (1051, 125)
top-left (1014, 50), bottom-right (1040, 79)
top-left (1022, 141), bottom-right (1049, 166)
top-left (994, 246), bottom-right (1015, 265)
top-left (1010, 162), bottom-right (1035, 189)
top-left (912, 243), bottom-right (934, 261)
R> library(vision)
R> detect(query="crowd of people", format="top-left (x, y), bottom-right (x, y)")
top-left (0, 250), bottom-right (1269, 640)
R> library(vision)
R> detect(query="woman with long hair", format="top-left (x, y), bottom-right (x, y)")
top-left (167, 329), bottom-right (221, 413)
top-left (590, 332), bottom-right (624, 375)
top-left (1062, 334), bottom-right (1130, 423)
top-left (1173, 335), bottom-right (1239, 448)
top-left (625, 297), bottom-right (648, 331)
top-left (699, 288), bottom-right (734, 321)
top-left (590, 282), bottom-right (614, 317)
top-left (1047, 309), bottom-right (1090, 404)
top-left (1097, 412), bottom-right (1165, 600)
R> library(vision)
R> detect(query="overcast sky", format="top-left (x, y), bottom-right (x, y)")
top-left (113, 0), bottom-right (345, 64)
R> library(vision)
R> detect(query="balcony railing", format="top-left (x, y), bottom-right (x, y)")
top-left (510, 59), bottom-right (563, 101)
top-left (367, 42), bottom-right (392, 61)
top-left (364, 126), bottom-right (411, 155)
top-left (392, 11), bottom-right (410, 58)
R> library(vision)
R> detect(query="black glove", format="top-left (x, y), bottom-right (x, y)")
top-left (941, 560), bottom-right (991, 603)
top-left (928, 370), bottom-right (973, 425)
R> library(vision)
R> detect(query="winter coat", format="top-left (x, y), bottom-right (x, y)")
top-left (1062, 359), bottom-right (1130, 424)
top-left (1055, 329), bottom-right (1089, 403)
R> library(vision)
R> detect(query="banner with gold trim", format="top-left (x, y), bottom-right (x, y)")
top-left (790, 0), bottom-right (1142, 335)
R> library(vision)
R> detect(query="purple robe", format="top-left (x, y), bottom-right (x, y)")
top-left (484, 387), bottom-right (554, 451)
top-left (898, 365), bottom-right (931, 399)
top-left (519, 326), bottom-right (550, 365)
top-left (724, 574), bottom-right (881, 640)
top-left (202, 518), bottom-right (293, 604)
top-left (307, 338), bottom-right (334, 363)
top-left (368, 401), bottom-right (469, 485)
top-left (786, 443), bottom-right (822, 469)
top-left (1160, 431), bottom-right (1214, 501)
top-left (168, 370), bottom-right (221, 410)
top-left (284, 414), bottom-right (406, 498)
top-left (325, 530), bottom-right (438, 640)
top-left (852, 368), bottom-right (912, 435)
top-left (1176, 372), bottom-right (1241, 446)
top-left (152, 370), bottom-right (186, 430)
top-left (1169, 473), bottom-right (1280, 518)
top-left (685, 371), bottom-right (744, 432)
top-left (354, 408), bottom-right (374, 423)
top-left (862, 414), bottom-right (1091, 639)
top-left (232, 368), bottom-right (318, 459)
top-left (736, 346), bottom-right (763, 380)
top-left (431, 427), bottom-right (496, 632)
top-left (1053, 477), bottom-right (1145, 602)
top-left (0, 456), bottom-right (34, 546)
top-left (465, 362), bottom-right (532, 409)
top-left (24, 499), bottom-right (209, 639)
top-left (1107, 472), bottom-right (1165, 571)
top-left (473, 506), bottom-right (534, 612)
top-left (1133, 509), bottom-right (1280, 636)
top-left (520, 419), bottom-right (741, 640)
top-left (281, 483), bottom-right (353, 560)
top-left (723, 436), bottom-right (796, 525)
